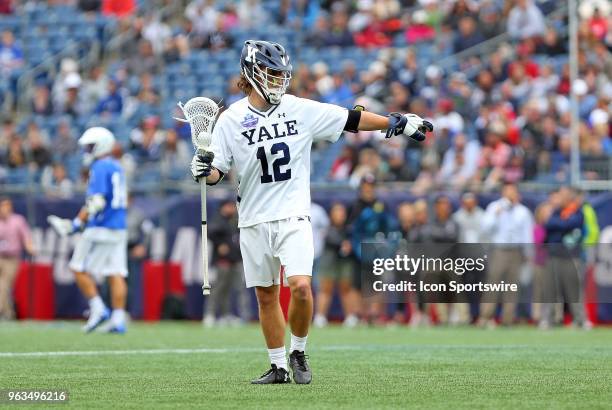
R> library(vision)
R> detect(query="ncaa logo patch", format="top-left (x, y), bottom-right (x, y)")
top-left (241, 113), bottom-right (258, 129)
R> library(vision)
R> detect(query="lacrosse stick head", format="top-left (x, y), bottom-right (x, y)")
top-left (176, 97), bottom-right (220, 151)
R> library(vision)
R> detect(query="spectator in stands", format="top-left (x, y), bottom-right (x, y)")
top-left (237, 0), bottom-right (268, 29)
top-left (200, 14), bottom-right (235, 51)
top-left (0, 197), bottom-right (35, 320)
top-left (507, 0), bottom-right (546, 40)
top-left (536, 27), bottom-right (568, 56)
top-left (102, 0), bottom-right (135, 18)
top-left (0, 118), bottom-right (17, 151)
top-left (78, 0), bottom-right (101, 13)
top-left (405, 9), bottom-right (436, 44)
top-left (81, 66), bottom-right (109, 109)
top-left (437, 133), bottom-right (480, 191)
top-left (325, 6), bottom-right (354, 47)
top-left (384, 152), bottom-right (414, 182)
top-left (130, 116), bottom-right (163, 162)
top-left (286, 0), bottom-right (320, 31)
top-left (54, 119), bottom-right (78, 161)
top-left (479, 183), bottom-right (533, 327)
top-left (475, 122), bottom-right (512, 191)
top-left (126, 40), bottom-right (159, 76)
top-left (0, 30), bottom-right (23, 77)
top-left (26, 123), bottom-right (51, 171)
top-left (328, 145), bottom-right (356, 182)
top-left (314, 202), bottom-right (357, 328)
top-left (186, 0), bottom-right (219, 38)
top-left (143, 14), bottom-right (172, 56)
top-left (57, 72), bottom-right (85, 118)
top-left (203, 200), bottom-right (245, 327)
top-left (349, 147), bottom-right (385, 187)
top-left (31, 84), bottom-right (53, 116)
top-left (444, 0), bottom-right (477, 30)
top-left (0, 0), bottom-right (13, 14)
top-left (454, 16), bottom-right (485, 53)
top-left (95, 78), bottom-right (123, 116)
top-left (478, 0), bottom-right (504, 39)
top-left (160, 129), bottom-right (190, 179)
top-left (41, 163), bottom-right (74, 199)
top-left (4, 136), bottom-right (25, 169)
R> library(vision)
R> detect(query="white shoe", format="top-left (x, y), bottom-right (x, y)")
top-left (97, 320), bottom-right (127, 334)
top-left (582, 320), bottom-right (593, 331)
top-left (82, 307), bottom-right (110, 333)
top-left (203, 315), bottom-right (215, 328)
top-left (343, 314), bottom-right (358, 328)
top-left (313, 314), bottom-right (328, 328)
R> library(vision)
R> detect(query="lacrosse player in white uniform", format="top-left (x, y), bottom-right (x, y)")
top-left (191, 40), bottom-right (433, 384)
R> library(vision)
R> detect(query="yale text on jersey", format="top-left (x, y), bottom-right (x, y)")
top-left (241, 120), bottom-right (298, 145)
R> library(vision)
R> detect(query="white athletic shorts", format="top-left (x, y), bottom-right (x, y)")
top-left (69, 227), bottom-right (128, 279)
top-left (240, 216), bottom-right (314, 288)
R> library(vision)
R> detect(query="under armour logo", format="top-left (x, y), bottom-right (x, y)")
top-left (245, 46), bottom-right (257, 63)
top-left (278, 113), bottom-right (286, 118)
top-left (280, 55), bottom-right (287, 65)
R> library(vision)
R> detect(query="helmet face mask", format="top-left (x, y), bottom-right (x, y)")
top-left (241, 40), bottom-right (292, 105)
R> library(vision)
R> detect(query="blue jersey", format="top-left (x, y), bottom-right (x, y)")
top-left (86, 157), bottom-right (127, 230)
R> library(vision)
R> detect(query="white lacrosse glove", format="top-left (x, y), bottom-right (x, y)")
top-left (385, 112), bottom-right (433, 142)
top-left (47, 215), bottom-right (82, 237)
top-left (190, 151), bottom-right (215, 182)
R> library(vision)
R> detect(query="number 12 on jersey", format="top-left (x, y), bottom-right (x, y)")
top-left (256, 142), bottom-right (291, 184)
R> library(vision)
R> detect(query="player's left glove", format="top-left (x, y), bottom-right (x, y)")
top-left (47, 215), bottom-right (82, 237)
top-left (190, 151), bottom-right (215, 182)
top-left (385, 113), bottom-right (433, 142)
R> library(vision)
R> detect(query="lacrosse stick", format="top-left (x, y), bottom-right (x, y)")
top-left (176, 97), bottom-right (220, 296)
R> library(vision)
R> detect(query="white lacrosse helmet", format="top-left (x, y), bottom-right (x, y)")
top-left (79, 127), bottom-right (115, 159)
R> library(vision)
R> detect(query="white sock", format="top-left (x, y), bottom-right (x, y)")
top-left (89, 296), bottom-right (106, 313)
top-left (267, 346), bottom-right (287, 371)
top-left (111, 309), bottom-right (126, 325)
top-left (290, 334), bottom-right (308, 353)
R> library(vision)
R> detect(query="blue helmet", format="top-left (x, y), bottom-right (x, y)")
top-left (240, 40), bottom-right (292, 105)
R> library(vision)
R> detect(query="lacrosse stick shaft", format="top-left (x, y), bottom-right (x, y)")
top-left (200, 179), bottom-right (211, 295)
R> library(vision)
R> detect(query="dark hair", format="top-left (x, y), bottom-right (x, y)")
top-left (237, 73), bottom-right (252, 96)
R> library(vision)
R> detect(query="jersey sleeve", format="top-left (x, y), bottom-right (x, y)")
top-left (299, 97), bottom-right (348, 143)
top-left (87, 162), bottom-right (110, 197)
top-left (209, 113), bottom-right (233, 174)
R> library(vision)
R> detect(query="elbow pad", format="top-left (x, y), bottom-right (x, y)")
top-left (86, 194), bottom-right (106, 215)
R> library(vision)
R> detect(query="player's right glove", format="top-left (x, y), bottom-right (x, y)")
top-left (385, 113), bottom-right (433, 142)
top-left (190, 151), bottom-right (215, 182)
top-left (47, 215), bottom-right (82, 237)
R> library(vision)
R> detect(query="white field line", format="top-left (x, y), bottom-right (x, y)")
top-left (0, 344), bottom-right (560, 358)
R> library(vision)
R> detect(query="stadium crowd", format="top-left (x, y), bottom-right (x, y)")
top-left (0, 1), bottom-right (610, 327)
top-left (0, 0), bottom-right (610, 191)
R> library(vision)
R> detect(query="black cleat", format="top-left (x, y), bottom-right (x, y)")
top-left (251, 364), bottom-right (291, 384)
top-left (289, 350), bottom-right (312, 384)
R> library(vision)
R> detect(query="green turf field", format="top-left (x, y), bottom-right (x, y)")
top-left (1, 322), bottom-right (611, 409)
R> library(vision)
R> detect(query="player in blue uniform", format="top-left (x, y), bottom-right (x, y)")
top-left (48, 127), bottom-right (129, 333)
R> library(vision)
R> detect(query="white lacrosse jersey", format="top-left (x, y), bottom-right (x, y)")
top-left (210, 94), bottom-right (348, 228)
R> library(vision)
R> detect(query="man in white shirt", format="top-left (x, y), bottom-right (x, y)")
top-left (478, 184), bottom-right (533, 327)
top-left (190, 40), bottom-right (433, 384)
